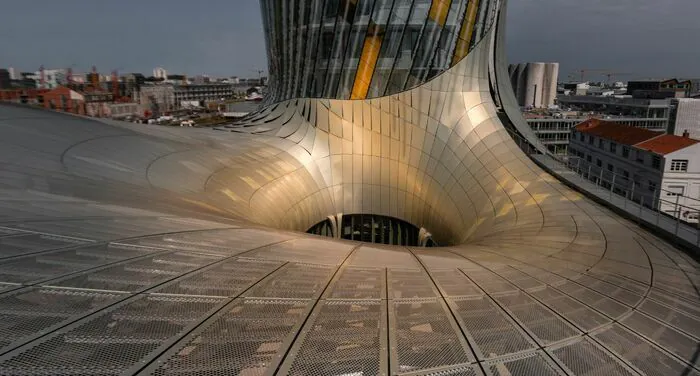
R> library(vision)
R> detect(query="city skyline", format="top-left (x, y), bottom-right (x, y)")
top-left (1, 0), bottom-right (699, 80)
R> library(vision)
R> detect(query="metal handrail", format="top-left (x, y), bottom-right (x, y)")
top-left (503, 126), bottom-right (700, 247)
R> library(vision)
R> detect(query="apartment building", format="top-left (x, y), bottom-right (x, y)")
top-left (569, 119), bottom-right (700, 222)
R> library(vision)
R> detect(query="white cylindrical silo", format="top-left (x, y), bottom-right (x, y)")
top-left (525, 63), bottom-right (545, 108)
top-left (543, 63), bottom-right (559, 108)
top-left (516, 63), bottom-right (528, 107)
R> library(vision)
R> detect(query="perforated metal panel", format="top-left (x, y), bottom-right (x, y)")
top-left (284, 300), bottom-right (384, 376)
top-left (555, 281), bottom-right (630, 319)
top-left (594, 324), bottom-right (700, 376)
top-left (638, 299), bottom-right (700, 336)
top-left (148, 298), bottom-right (311, 376)
top-left (550, 338), bottom-right (637, 376)
top-left (119, 228), bottom-right (293, 256)
top-left (494, 292), bottom-right (580, 345)
top-left (464, 269), bottom-right (519, 295)
top-left (529, 287), bottom-right (611, 331)
top-left (244, 263), bottom-right (334, 299)
top-left (389, 270), bottom-right (438, 299)
top-left (328, 267), bottom-right (385, 300)
top-left (0, 287), bottom-right (124, 352)
top-left (245, 238), bottom-right (354, 265)
top-left (0, 233), bottom-right (89, 258)
top-left (0, 295), bottom-right (224, 375)
top-left (451, 297), bottom-right (535, 359)
top-left (622, 311), bottom-right (700, 364)
top-left (647, 288), bottom-right (700, 318)
top-left (485, 351), bottom-right (562, 376)
top-left (49, 251), bottom-right (222, 292)
top-left (431, 270), bottom-right (483, 297)
top-left (496, 267), bottom-right (546, 290)
top-left (391, 299), bottom-right (473, 374)
top-left (156, 258), bottom-right (283, 297)
top-left (0, 244), bottom-right (158, 284)
top-left (573, 275), bottom-right (642, 307)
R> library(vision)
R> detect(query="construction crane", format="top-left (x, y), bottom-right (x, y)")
top-left (577, 69), bottom-right (609, 82)
top-left (603, 72), bottom-right (633, 84)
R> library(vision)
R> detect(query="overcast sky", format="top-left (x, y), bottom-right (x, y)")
top-left (1, 0), bottom-right (698, 81)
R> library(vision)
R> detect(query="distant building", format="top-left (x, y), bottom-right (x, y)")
top-left (557, 95), bottom-right (671, 120)
top-left (139, 84), bottom-right (176, 114)
top-left (669, 98), bottom-right (700, 140)
top-left (124, 73), bottom-right (146, 101)
top-left (193, 75), bottom-right (210, 84)
top-left (508, 62), bottom-right (559, 108)
top-left (166, 75), bottom-right (188, 85)
top-left (7, 67), bottom-right (17, 80)
top-left (0, 69), bottom-right (10, 89)
top-left (562, 82), bottom-right (590, 96)
top-left (43, 86), bottom-right (85, 114)
top-left (153, 67), bottom-right (168, 80)
top-left (36, 69), bottom-right (68, 89)
top-left (627, 79), bottom-right (692, 99)
top-left (173, 83), bottom-right (235, 107)
top-left (83, 92), bottom-right (114, 117)
top-left (527, 116), bottom-right (667, 156)
top-left (108, 103), bottom-right (141, 119)
top-left (569, 118), bottom-right (700, 223)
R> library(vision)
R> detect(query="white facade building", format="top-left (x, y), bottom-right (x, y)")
top-left (670, 98), bottom-right (700, 139)
top-left (33, 68), bottom-right (67, 89)
top-left (655, 144), bottom-right (700, 222)
top-left (7, 67), bottom-right (17, 80)
top-left (569, 118), bottom-right (700, 223)
top-left (508, 62), bottom-right (559, 108)
top-left (153, 67), bottom-right (168, 80)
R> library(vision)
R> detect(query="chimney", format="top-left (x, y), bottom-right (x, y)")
top-left (683, 130), bottom-right (690, 138)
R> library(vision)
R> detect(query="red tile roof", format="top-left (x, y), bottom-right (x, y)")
top-left (635, 134), bottom-right (700, 155)
top-left (575, 118), bottom-right (662, 145)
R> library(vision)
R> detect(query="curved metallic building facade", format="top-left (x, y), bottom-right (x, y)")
top-left (261, 0), bottom-right (498, 102)
top-left (0, 1), bottom-right (698, 375)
